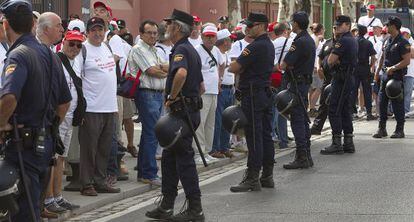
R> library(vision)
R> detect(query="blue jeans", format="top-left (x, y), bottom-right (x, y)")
top-left (135, 89), bottom-right (163, 179)
top-left (404, 76), bottom-right (414, 114)
top-left (212, 86), bottom-right (234, 152)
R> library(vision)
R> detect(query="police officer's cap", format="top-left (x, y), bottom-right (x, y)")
top-left (385, 16), bottom-right (402, 29)
top-left (291, 11), bottom-right (309, 27)
top-left (242, 12), bottom-right (269, 26)
top-left (86, 17), bottom-right (105, 31)
top-left (164, 9), bottom-right (194, 27)
top-left (357, 24), bottom-right (367, 36)
top-left (334, 15), bottom-right (351, 26)
top-left (0, 0), bottom-right (32, 18)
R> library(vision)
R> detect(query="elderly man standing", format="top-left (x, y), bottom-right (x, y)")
top-left (193, 25), bottom-right (225, 163)
top-left (79, 17), bottom-right (120, 196)
top-left (36, 12), bottom-right (74, 217)
top-left (128, 20), bottom-right (168, 186)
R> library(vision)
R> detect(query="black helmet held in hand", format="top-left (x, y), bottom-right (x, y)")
top-left (155, 113), bottom-right (190, 150)
top-left (274, 89), bottom-right (298, 120)
top-left (0, 160), bottom-right (21, 216)
top-left (222, 105), bottom-right (247, 137)
top-left (385, 79), bottom-right (403, 100)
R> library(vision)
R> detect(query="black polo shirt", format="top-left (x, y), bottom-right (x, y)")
top-left (384, 33), bottom-right (410, 80)
top-left (236, 33), bottom-right (275, 90)
top-left (166, 37), bottom-right (203, 98)
top-left (355, 36), bottom-right (376, 75)
top-left (284, 30), bottom-right (316, 78)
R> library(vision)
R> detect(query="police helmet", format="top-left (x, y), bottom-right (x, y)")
top-left (274, 89), bottom-right (298, 120)
top-left (385, 79), bottom-right (403, 100)
top-left (155, 113), bottom-right (190, 149)
top-left (322, 84), bottom-right (332, 105)
top-left (222, 105), bottom-right (247, 137)
top-left (0, 160), bottom-right (20, 215)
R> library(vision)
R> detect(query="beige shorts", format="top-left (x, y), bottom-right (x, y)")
top-left (58, 117), bottom-right (73, 158)
top-left (123, 98), bottom-right (135, 119)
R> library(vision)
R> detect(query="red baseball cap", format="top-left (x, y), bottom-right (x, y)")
top-left (64, 30), bottom-right (85, 42)
top-left (93, 1), bottom-right (112, 17)
top-left (202, 25), bottom-right (217, 36)
top-left (193, 15), bottom-right (201, 23)
top-left (367, 4), bottom-right (375, 11)
top-left (267, 22), bottom-right (277, 32)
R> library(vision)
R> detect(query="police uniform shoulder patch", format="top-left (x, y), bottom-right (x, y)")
top-left (241, 48), bottom-right (250, 56)
top-left (334, 43), bottom-right (341, 48)
top-left (289, 45), bottom-right (296, 52)
top-left (174, 54), bottom-right (184, 62)
top-left (5, 64), bottom-right (17, 76)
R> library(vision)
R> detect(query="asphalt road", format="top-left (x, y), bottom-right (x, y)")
top-left (106, 118), bottom-right (414, 222)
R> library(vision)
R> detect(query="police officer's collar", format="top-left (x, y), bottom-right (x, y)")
top-left (6, 33), bottom-right (35, 56)
top-left (388, 33), bottom-right (403, 44)
top-left (255, 33), bottom-right (268, 40)
top-left (293, 30), bottom-right (308, 40)
top-left (171, 36), bottom-right (189, 52)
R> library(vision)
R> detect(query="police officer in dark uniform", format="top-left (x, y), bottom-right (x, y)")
top-left (145, 9), bottom-right (205, 222)
top-left (0, 0), bottom-right (71, 221)
top-left (353, 25), bottom-right (377, 121)
top-left (320, 15), bottom-right (358, 155)
top-left (373, 16), bottom-right (411, 139)
top-left (228, 12), bottom-right (275, 192)
top-left (280, 11), bottom-right (316, 169)
top-left (310, 30), bottom-right (338, 135)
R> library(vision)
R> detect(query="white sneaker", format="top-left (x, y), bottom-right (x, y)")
top-left (205, 154), bottom-right (218, 162)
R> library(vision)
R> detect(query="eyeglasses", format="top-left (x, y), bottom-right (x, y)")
top-left (144, 31), bottom-right (158, 36)
top-left (68, 41), bottom-right (82, 49)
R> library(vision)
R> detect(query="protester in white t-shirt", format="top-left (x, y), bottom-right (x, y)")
top-left (79, 17), bottom-right (120, 195)
top-left (194, 25), bottom-right (225, 164)
top-left (358, 4), bottom-right (383, 28)
top-left (188, 15), bottom-right (203, 47)
top-left (211, 29), bottom-right (235, 158)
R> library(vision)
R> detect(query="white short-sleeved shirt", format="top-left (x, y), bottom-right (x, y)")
top-left (82, 41), bottom-right (118, 113)
top-left (407, 39), bottom-right (414, 77)
top-left (358, 16), bottom-right (383, 28)
top-left (188, 36), bottom-right (202, 47)
top-left (273, 36), bottom-right (292, 65)
top-left (62, 56), bottom-right (82, 118)
top-left (0, 44), bottom-right (7, 87)
top-left (195, 45), bottom-right (224, 94)
top-left (228, 39), bottom-right (249, 59)
top-left (155, 42), bottom-right (172, 63)
top-left (221, 51), bottom-right (234, 85)
top-left (120, 42), bottom-right (132, 75)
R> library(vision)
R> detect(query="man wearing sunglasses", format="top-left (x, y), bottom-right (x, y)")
top-left (228, 12), bottom-right (275, 192)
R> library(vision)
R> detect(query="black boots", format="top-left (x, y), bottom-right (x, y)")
top-left (320, 134), bottom-right (343, 155)
top-left (283, 149), bottom-right (310, 169)
top-left (170, 197), bottom-right (205, 222)
top-left (373, 122), bottom-right (388, 138)
top-left (260, 164), bottom-right (274, 188)
top-left (145, 195), bottom-right (175, 220)
top-left (230, 168), bottom-right (261, 192)
top-left (390, 123), bottom-right (405, 138)
top-left (343, 134), bottom-right (355, 153)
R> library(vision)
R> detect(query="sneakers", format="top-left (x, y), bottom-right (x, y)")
top-left (221, 150), bottom-right (234, 158)
top-left (106, 174), bottom-right (117, 187)
top-left (195, 154), bottom-right (218, 164)
top-left (44, 201), bottom-right (67, 214)
top-left (57, 198), bottom-right (80, 210)
top-left (141, 177), bottom-right (162, 187)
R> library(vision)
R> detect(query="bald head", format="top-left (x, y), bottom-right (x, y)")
top-left (36, 12), bottom-right (64, 46)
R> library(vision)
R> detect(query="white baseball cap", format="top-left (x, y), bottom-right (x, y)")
top-left (202, 25), bottom-right (218, 36)
top-left (68, 19), bottom-right (86, 33)
top-left (401, 27), bottom-right (411, 35)
top-left (217, 29), bottom-right (231, 40)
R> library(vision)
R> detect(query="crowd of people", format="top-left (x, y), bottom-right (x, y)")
top-left (1, 0), bottom-right (413, 221)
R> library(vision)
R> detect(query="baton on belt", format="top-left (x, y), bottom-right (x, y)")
top-left (179, 92), bottom-right (208, 167)
top-left (335, 67), bottom-right (351, 116)
top-left (288, 70), bottom-right (311, 123)
top-left (12, 115), bottom-right (36, 222)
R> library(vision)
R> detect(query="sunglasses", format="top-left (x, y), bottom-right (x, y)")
top-left (68, 41), bottom-right (82, 49)
top-left (246, 23), bottom-right (261, 28)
